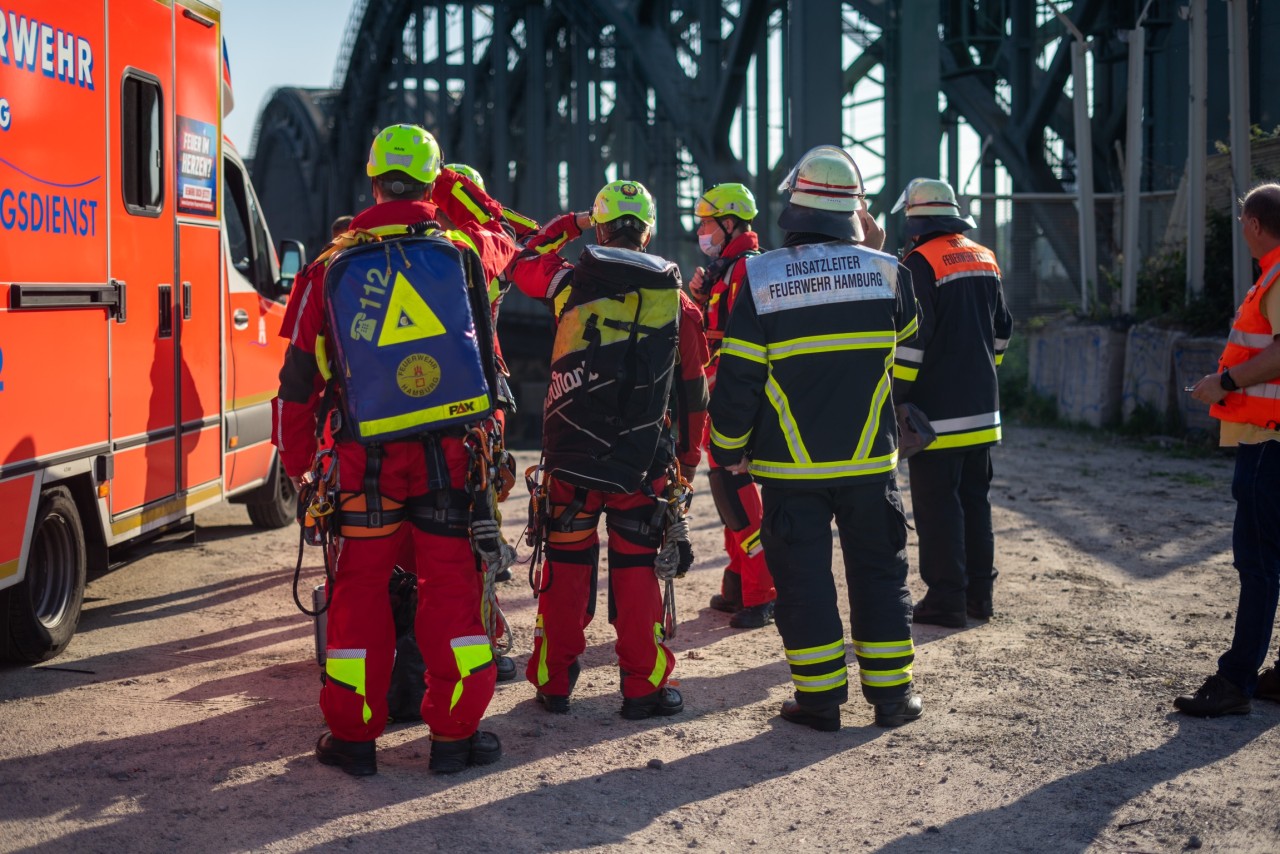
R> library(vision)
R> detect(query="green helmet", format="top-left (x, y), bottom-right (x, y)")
top-left (694, 183), bottom-right (757, 220)
top-left (445, 163), bottom-right (485, 191)
top-left (591, 180), bottom-right (656, 230)
top-left (367, 124), bottom-right (442, 185)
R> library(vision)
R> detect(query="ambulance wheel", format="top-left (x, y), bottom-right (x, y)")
top-left (1, 486), bottom-right (86, 663)
top-left (247, 458), bottom-right (296, 529)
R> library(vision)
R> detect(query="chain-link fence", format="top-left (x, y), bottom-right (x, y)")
top-left (958, 191), bottom-right (1179, 320)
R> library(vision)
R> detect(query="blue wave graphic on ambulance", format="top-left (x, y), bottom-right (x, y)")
top-left (1, 156), bottom-right (101, 236)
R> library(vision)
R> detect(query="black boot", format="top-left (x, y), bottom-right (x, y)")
top-left (1174, 674), bottom-right (1251, 717)
top-left (620, 686), bottom-right (684, 720)
top-left (779, 699), bottom-right (841, 732)
top-left (710, 569), bottom-right (743, 613)
top-left (428, 731), bottom-right (503, 774)
top-left (496, 655), bottom-right (517, 683)
top-left (315, 733), bottom-right (377, 776)
top-left (730, 599), bottom-right (775, 629)
top-left (874, 693), bottom-right (924, 728)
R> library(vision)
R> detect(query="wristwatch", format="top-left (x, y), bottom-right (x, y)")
top-left (1220, 368), bottom-right (1240, 392)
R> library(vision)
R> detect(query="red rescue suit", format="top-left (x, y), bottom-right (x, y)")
top-left (509, 213), bottom-right (709, 699)
top-left (693, 230), bottom-right (775, 607)
top-left (273, 170), bottom-right (517, 742)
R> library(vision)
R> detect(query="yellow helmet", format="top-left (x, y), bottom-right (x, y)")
top-left (694, 183), bottom-right (757, 220)
top-left (367, 124), bottom-right (442, 185)
top-left (445, 163), bottom-right (485, 191)
top-left (591, 180), bottom-right (656, 231)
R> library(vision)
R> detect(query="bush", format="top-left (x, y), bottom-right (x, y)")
top-left (1135, 209), bottom-right (1237, 335)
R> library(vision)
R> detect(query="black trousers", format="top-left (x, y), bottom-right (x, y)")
top-left (760, 479), bottom-right (914, 708)
top-left (907, 446), bottom-right (996, 612)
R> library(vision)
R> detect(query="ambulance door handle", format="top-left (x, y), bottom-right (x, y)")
top-left (158, 285), bottom-right (173, 340)
top-left (233, 309), bottom-right (250, 330)
top-left (181, 282), bottom-right (192, 321)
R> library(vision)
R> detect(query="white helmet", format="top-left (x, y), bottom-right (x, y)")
top-left (777, 145), bottom-right (866, 241)
top-left (891, 177), bottom-right (976, 227)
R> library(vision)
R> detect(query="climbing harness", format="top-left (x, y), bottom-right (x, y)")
top-left (653, 463), bottom-right (695, 639)
top-left (292, 447), bottom-right (339, 617)
top-left (465, 416), bottom-right (517, 653)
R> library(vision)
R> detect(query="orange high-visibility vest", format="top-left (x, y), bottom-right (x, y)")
top-left (1210, 261), bottom-right (1280, 429)
top-left (907, 233), bottom-right (1001, 284)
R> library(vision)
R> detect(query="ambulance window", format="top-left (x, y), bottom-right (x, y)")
top-left (222, 160), bottom-right (273, 297)
top-left (121, 72), bottom-right (164, 215)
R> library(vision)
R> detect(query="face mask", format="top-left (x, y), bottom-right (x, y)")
top-left (698, 232), bottom-right (722, 258)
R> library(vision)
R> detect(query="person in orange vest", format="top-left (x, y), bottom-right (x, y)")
top-left (890, 178), bottom-right (1013, 628)
top-left (687, 183), bottom-right (776, 628)
top-left (1175, 182), bottom-right (1280, 717)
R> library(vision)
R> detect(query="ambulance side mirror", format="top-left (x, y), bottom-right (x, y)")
top-left (277, 240), bottom-right (306, 296)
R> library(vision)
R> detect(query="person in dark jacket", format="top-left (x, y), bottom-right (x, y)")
top-left (708, 145), bottom-right (922, 731)
top-left (890, 178), bottom-right (1013, 628)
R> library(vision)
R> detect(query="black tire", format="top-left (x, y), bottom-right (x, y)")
top-left (0, 486), bottom-right (86, 663)
top-left (247, 456), bottom-right (296, 529)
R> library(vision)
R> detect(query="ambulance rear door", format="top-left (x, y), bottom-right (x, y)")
top-left (172, 1), bottom-right (225, 513)
top-left (106, 0), bottom-right (180, 534)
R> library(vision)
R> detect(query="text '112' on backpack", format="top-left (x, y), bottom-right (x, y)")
top-left (320, 234), bottom-right (498, 442)
top-left (542, 244), bottom-right (681, 493)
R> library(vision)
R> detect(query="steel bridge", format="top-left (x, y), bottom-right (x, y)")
top-left (250, 0), bottom-right (1280, 431)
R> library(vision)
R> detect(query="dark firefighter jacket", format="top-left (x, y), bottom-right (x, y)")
top-left (708, 232), bottom-right (918, 487)
top-left (892, 228), bottom-right (1013, 451)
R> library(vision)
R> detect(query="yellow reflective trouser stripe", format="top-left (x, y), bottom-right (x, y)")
top-left (994, 353), bottom-right (1004, 366)
top-left (451, 182), bottom-right (491, 223)
top-left (721, 337), bottom-right (767, 364)
top-left (711, 424), bottom-right (751, 450)
top-left (740, 529), bottom-right (762, 556)
top-left (860, 664), bottom-right (913, 687)
top-left (794, 666), bottom-right (849, 692)
top-left (785, 639), bottom-right (845, 666)
top-left (449, 635), bottom-right (495, 711)
top-left (926, 426), bottom-right (1002, 451)
top-left (535, 614), bottom-right (550, 686)
top-left (853, 353), bottom-right (893, 460)
top-left (897, 315), bottom-right (919, 342)
top-left (358, 393), bottom-right (492, 438)
top-left (326, 649), bottom-right (372, 724)
top-left (648, 622), bottom-right (668, 688)
top-left (892, 363), bottom-right (919, 381)
top-left (766, 331), bottom-right (897, 360)
top-left (765, 374), bottom-right (811, 463)
top-left (851, 639), bottom-right (914, 658)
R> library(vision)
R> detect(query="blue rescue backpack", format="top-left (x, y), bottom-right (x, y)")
top-left (320, 233), bottom-right (497, 442)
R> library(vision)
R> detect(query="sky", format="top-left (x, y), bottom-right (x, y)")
top-left (220, 0), bottom-right (355, 155)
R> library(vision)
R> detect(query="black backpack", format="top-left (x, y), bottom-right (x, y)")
top-left (542, 245), bottom-right (682, 493)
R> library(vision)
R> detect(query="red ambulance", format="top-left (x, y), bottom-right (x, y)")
top-left (0, 0), bottom-right (303, 662)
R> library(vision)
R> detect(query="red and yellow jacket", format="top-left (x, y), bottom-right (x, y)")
top-left (695, 230), bottom-right (761, 377)
top-left (1211, 246), bottom-right (1280, 429)
top-left (272, 169), bottom-right (518, 478)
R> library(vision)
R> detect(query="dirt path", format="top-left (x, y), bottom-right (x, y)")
top-left (1, 424), bottom-right (1278, 853)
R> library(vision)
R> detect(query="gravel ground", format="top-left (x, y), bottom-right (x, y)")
top-left (1, 424), bottom-right (1278, 853)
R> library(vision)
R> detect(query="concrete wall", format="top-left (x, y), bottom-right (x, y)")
top-left (1172, 337), bottom-right (1227, 434)
top-left (1027, 325), bottom-right (1225, 435)
top-left (1056, 327), bottom-right (1128, 427)
top-left (1121, 324), bottom-right (1184, 422)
